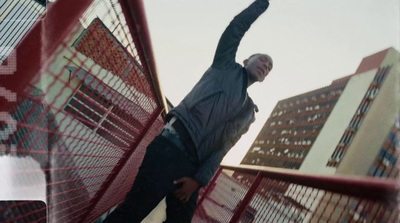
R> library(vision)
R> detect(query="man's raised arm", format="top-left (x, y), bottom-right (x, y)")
top-left (211, 0), bottom-right (269, 69)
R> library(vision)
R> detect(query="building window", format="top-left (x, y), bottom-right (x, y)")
top-left (251, 147), bottom-right (261, 153)
top-left (368, 121), bottom-right (400, 179)
top-left (350, 116), bottom-right (362, 130)
top-left (366, 88), bottom-right (379, 99)
top-left (65, 84), bottom-right (139, 148)
top-left (360, 100), bottom-right (372, 113)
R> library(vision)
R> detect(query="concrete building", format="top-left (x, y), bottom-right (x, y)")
top-left (239, 48), bottom-right (399, 223)
top-left (302, 48), bottom-right (399, 177)
top-left (241, 70), bottom-right (349, 169)
top-left (332, 48), bottom-right (399, 177)
top-left (241, 48), bottom-right (399, 179)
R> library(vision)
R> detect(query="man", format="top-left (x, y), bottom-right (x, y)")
top-left (103, 0), bottom-right (273, 222)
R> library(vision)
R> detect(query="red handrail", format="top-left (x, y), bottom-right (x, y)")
top-left (220, 164), bottom-right (400, 204)
top-left (118, 0), bottom-right (168, 116)
top-left (0, 1), bottom-right (168, 222)
top-left (195, 165), bottom-right (399, 222)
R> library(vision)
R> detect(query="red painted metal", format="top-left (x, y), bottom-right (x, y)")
top-left (118, 0), bottom-right (168, 116)
top-left (1, 0), bottom-right (167, 222)
top-left (3, 0), bottom-right (399, 222)
top-left (229, 172), bottom-right (263, 223)
top-left (79, 108), bottom-right (163, 223)
top-left (193, 165), bottom-right (399, 222)
top-left (197, 167), bottom-right (222, 207)
top-left (0, 0), bottom-right (94, 111)
top-left (221, 164), bottom-right (400, 204)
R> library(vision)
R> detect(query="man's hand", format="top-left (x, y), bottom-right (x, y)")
top-left (173, 177), bottom-right (200, 203)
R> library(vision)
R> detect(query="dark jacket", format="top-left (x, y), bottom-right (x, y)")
top-left (168, 0), bottom-right (269, 186)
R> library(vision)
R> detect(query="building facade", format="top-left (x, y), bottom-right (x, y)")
top-left (241, 76), bottom-right (349, 169)
top-left (239, 48), bottom-right (399, 223)
top-left (241, 48), bottom-right (400, 179)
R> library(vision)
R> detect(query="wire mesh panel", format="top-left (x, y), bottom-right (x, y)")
top-left (194, 166), bottom-right (400, 223)
top-left (0, 0), bottom-right (46, 64)
top-left (0, 201), bottom-right (47, 223)
top-left (0, 0), bottom-right (165, 222)
top-left (194, 170), bottom-right (258, 223)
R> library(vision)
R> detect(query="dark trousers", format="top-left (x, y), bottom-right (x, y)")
top-left (103, 136), bottom-right (199, 223)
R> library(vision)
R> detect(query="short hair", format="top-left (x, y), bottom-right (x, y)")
top-left (248, 53), bottom-right (273, 64)
top-left (248, 53), bottom-right (263, 59)
top-left (249, 53), bottom-right (271, 60)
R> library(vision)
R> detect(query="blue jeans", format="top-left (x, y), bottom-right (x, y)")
top-left (103, 136), bottom-right (199, 223)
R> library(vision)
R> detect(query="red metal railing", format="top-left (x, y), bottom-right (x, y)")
top-left (194, 165), bottom-right (400, 222)
top-left (0, 0), bottom-right (166, 222)
top-left (1, 1), bottom-right (399, 223)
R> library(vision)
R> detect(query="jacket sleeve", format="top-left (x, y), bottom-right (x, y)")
top-left (211, 0), bottom-right (269, 69)
top-left (193, 101), bottom-right (256, 186)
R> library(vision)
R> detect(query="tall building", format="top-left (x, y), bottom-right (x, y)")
top-left (241, 48), bottom-right (400, 178)
top-left (330, 48), bottom-right (399, 178)
top-left (366, 118), bottom-right (400, 178)
top-left (240, 73), bottom-right (350, 169)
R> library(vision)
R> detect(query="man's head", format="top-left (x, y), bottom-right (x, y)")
top-left (244, 53), bottom-right (273, 85)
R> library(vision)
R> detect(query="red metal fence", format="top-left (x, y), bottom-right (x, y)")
top-left (0, 0), bottom-right (166, 222)
top-left (194, 165), bottom-right (400, 223)
top-left (1, 1), bottom-right (399, 223)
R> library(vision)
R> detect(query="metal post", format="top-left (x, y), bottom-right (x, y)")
top-left (229, 172), bottom-right (263, 223)
top-left (197, 167), bottom-right (223, 207)
top-left (118, 0), bottom-right (168, 117)
top-left (79, 108), bottom-right (163, 223)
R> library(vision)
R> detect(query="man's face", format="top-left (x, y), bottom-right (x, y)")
top-left (245, 54), bottom-right (273, 83)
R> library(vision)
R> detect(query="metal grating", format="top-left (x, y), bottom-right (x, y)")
top-left (0, 0), bottom-right (165, 222)
top-left (194, 166), bottom-right (399, 223)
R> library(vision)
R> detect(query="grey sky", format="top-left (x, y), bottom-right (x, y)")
top-left (143, 0), bottom-right (400, 165)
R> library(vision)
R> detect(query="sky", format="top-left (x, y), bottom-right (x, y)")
top-left (142, 0), bottom-right (400, 165)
